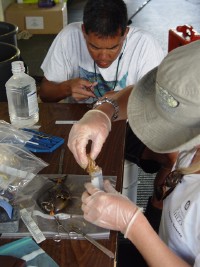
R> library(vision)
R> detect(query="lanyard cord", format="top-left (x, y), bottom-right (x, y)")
top-left (93, 38), bottom-right (127, 97)
top-left (94, 52), bottom-right (122, 97)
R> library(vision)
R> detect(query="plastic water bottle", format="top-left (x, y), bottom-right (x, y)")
top-left (6, 61), bottom-right (39, 128)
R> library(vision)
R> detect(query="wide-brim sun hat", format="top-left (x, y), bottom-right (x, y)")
top-left (128, 40), bottom-right (200, 153)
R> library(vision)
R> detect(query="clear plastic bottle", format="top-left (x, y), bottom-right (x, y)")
top-left (6, 61), bottom-right (39, 128)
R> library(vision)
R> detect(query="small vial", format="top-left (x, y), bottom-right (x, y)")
top-left (90, 167), bottom-right (104, 190)
top-left (87, 155), bottom-right (104, 190)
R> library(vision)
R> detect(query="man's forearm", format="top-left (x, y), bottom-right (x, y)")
top-left (39, 78), bottom-right (70, 102)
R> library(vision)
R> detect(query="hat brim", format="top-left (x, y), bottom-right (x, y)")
top-left (127, 67), bottom-right (200, 153)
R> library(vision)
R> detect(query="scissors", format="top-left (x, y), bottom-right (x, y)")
top-left (53, 216), bottom-right (114, 258)
top-left (53, 216), bottom-right (78, 242)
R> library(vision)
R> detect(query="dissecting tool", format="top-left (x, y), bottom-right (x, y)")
top-left (71, 225), bottom-right (115, 259)
top-left (53, 216), bottom-right (114, 258)
top-left (23, 128), bottom-right (64, 153)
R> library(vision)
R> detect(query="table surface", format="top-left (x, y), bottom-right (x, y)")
top-left (0, 102), bottom-right (127, 267)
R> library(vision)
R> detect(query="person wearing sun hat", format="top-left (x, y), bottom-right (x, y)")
top-left (68, 40), bottom-right (200, 266)
top-left (128, 41), bottom-right (200, 154)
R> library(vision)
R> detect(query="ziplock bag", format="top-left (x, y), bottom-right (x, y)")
top-left (0, 143), bottom-right (48, 200)
top-left (0, 120), bottom-right (33, 147)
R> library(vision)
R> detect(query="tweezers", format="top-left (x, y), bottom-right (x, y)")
top-left (71, 225), bottom-right (115, 259)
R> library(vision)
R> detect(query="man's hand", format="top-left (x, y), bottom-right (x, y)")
top-left (68, 78), bottom-right (97, 101)
top-left (39, 77), bottom-right (97, 102)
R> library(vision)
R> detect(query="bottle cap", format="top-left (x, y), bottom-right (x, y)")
top-left (12, 61), bottom-right (25, 74)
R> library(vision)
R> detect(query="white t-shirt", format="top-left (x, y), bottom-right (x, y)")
top-left (41, 22), bottom-right (164, 102)
top-left (159, 149), bottom-right (200, 266)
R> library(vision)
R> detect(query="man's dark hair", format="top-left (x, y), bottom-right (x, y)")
top-left (83, 0), bottom-right (128, 37)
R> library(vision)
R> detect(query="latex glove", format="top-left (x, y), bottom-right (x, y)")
top-left (67, 110), bottom-right (111, 168)
top-left (81, 181), bottom-right (138, 235)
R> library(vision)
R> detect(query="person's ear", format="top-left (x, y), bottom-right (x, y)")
top-left (82, 24), bottom-right (86, 37)
top-left (124, 27), bottom-right (129, 37)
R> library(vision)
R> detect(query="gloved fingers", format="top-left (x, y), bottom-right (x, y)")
top-left (83, 209), bottom-right (96, 224)
top-left (81, 186), bottom-right (104, 222)
top-left (81, 202), bottom-right (88, 215)
top-left (76, 130), bottom-right (108, 165)
top-left (81, 199), bottom-right (97, 217)
top-left (67, 127), bottom-right (89, 168)
top-left (90, 133), bottom-right (109, 161)
top-left (68, 110), bottom-right (111, 168)
top-left (73, 137), bottom-right (89, 168)
top-left (103, 180), bottom-right (118, 194)
top-left (81, 191), bottom-right (92, 216)
top-left (84, 182), bottom-right (102, 196)
top-left (81, 184), bottom-right (103, 212)
top-left (83, 210), bottom-right (101, 226)
top-left (81, 188), bottom-right (137, 233)
top-left (81, 190), bottom-right (90, 204)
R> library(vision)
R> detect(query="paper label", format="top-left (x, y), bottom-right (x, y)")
top-left (20, 208), bottom-right (46, 243)
top-left (26, 17), bottom-right (44, 29)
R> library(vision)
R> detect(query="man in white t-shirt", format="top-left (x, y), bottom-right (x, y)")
top-left (40, 0), bottom-right (165, 214)
top-left (39, 0), bottom-right (164, 104)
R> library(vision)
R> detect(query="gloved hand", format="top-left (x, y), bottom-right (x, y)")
top-left (81, 180), bottom-right (139, 237)
top-left (67, 110), bottom-right (111, 168)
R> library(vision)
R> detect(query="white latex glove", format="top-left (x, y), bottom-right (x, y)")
top-left (81, 180), bottom-right (139, 236)
top-left (67, 110), bottom-right (111, 168)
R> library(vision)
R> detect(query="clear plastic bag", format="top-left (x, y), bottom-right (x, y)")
top-left (0, 120), bottom-right (33, 147)
top-left (0, 143), bottom-right (48, 200)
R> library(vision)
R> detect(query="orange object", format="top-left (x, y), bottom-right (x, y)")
top-left (168, 24), bottom-right (200, 52)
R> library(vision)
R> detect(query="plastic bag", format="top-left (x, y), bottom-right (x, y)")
top-left (0, 143), bottom-right (48, 200)
top-left (0, 121), bottom-right (47, 199)
top-left (0, 120), bottom-right (33, 147)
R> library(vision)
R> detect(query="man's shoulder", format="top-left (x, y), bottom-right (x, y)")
top-left (128, 25), bottom-right (155, 40)
top-left (66, 22), bottom-right (82, 30)
top-left (60, 22), bottom-right (83, 36)
top-left (127, 26), bottom-right (162, 50)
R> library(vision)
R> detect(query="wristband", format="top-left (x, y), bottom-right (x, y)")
top-left (124, 207), bottom-right (142, 238)
top-left (93, 97), bottom-right (119, 121)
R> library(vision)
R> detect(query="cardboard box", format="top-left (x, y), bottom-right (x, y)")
top-left (5, 3), bottom-right (68, 34)
top-left (17, 0), bottom-right (38, 3)
top-left (17, 0), bottom-right (63, 3)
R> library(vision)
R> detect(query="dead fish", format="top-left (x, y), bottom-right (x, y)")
top-left (38, 178), bottom-right (72, 215)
